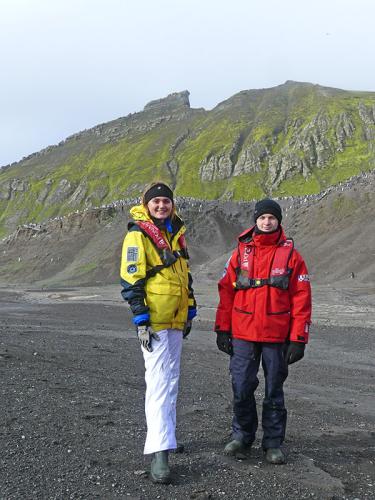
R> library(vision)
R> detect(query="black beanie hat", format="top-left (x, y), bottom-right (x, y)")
top-left (144, 183), bottom-right (174, 205)
top-left (254, 199), bottom-right (282, 224)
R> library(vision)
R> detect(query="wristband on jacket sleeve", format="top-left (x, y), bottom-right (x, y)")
top-left (133, 313), bottom-right (150, 326)
top-left (187, 307), bottom-right (197, 320)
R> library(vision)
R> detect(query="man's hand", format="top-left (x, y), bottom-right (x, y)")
top-left (284, 341), bottom-right (305, 365)
top-left (216, 330), bottom-right (233, 355)
top-left (137, 325), bottom-right (160, 352)
top-left (183, 320), bottom-right (192, 339)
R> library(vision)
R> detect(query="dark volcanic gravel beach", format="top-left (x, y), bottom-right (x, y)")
top-left (1, 289), bottom-right (375, 499)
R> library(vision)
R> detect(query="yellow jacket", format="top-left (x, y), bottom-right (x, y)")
top-left (120, 205), bottom-right (196, 331)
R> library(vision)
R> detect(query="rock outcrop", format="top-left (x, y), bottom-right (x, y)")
top-left (144, 91), bottom-right (191, 112)
top-left (0, 179), bottom-right (30, 200)
top-left (198, 103), bottom-right (373, 190)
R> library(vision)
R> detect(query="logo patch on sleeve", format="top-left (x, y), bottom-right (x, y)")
top-left (127, 264), bottom-right (137, 274)
top-left (298, 274), bottom-right (310, 282)
top-left (127, 247), bottom-right (139, 262)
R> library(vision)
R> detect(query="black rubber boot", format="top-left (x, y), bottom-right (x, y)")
top-left (264, 447), bottom-right (286, 464)
top-left (150, 451), bottom-right (171, 484)
top-left (223, 439), bottom-right (251, 458)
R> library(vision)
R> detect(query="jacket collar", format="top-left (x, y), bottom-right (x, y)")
top-left (238, 225), bottom-right (286, 246)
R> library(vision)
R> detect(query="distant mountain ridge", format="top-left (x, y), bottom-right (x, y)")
top-left (0, 81), bottom-right (374, 237)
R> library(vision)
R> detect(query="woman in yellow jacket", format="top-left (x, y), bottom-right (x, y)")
top-left (120, 182), bottom-right (196, 484)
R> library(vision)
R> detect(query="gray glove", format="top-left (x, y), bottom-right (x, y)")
top-left (137, 325), bottom-right (160, 352)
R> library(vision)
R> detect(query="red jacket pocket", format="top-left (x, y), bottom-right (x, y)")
top-left (267, 288), bottom-right (290, 315)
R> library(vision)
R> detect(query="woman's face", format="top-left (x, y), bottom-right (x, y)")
top-left (147, 196), bottom-right (173, 220)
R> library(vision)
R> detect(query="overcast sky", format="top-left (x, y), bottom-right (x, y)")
top-left (1, 0), bottom-right (374, 167)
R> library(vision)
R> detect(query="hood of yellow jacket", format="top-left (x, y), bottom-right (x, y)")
top-left (129, 204), bottom-right (151, 222)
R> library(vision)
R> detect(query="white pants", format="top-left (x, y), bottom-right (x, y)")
top-left (142, 328), bottom-right (183, 455)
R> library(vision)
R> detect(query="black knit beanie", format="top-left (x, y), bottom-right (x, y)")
top-left (144, 183), bottom-right (174, 205)
top-left (254, 199), bottom-right (282, 224)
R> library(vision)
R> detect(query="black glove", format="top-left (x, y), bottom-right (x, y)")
top-left (284, 341), bottom-right (305, 365)
top-left (137, 325), bottom-right (160, 352)
top-left (183, 320), bottom-right (192, 339)
top-left (216, 331), bottom-right (233, 355)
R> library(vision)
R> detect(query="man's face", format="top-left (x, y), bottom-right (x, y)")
top-left (256, 213), bottom-right (279, 232)
top-left (147, 196), bottom-right (173, 220)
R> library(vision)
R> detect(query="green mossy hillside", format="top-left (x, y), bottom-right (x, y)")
top-left (0, 82), bottom-right (374, 236)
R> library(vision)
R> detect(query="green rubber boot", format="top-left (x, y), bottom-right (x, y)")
top-left (264, 447), bottom-right (286, 464)
top-left (150, 451), bottom-right (171, 484)
top-left (224, 439), bottom-right (251, 457)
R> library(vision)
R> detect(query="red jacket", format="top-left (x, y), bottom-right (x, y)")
top-left (215, 226), bottom-right (312, 343)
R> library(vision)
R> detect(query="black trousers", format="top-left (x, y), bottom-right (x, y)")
top-left (229, 339), bottom-right (288, 449)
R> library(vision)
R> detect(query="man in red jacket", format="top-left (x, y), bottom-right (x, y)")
top-left (215, 199), bottom-right (311, 464)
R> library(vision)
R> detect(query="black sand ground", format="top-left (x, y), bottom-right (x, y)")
top-left (1, 289), bottom-right (375, 500)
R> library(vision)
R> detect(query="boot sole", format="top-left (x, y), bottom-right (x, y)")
top-left (224, 447), bottom-right (251, 459)
top-left (264, 450), bottom-right (287, 465)
top-left (265, 458), bottom-right (286, 465)
top-left (150, 472), bottom-right (171, 484)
